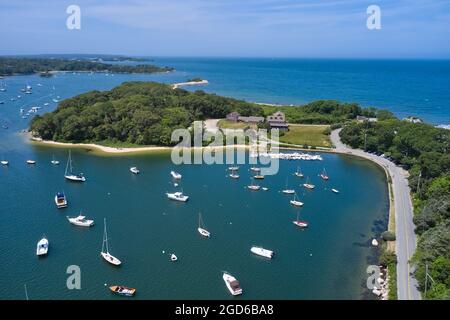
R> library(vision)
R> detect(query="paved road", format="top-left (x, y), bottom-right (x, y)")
top-left (331, 129), bottom-right (421, 300)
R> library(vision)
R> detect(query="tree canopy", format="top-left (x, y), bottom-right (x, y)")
top-left (30, 81), bottom-right (264, 146)
top-left (0, 57), bottom-right (172, 76)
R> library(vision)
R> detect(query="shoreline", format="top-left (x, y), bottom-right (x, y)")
top-left (172, 80), bottom-right (209, 89)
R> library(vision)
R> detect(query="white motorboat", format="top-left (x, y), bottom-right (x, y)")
top-left (170, 253), bottom-right (178, 262)
top-left (67, 213), bottom-right (94, 227)
top-left (253, 175), bottom-right (264, 180)
top-left (371, 239), bottom-right (379, 247)
top-left (26, 160), bottom-right (36, 164)
top-left (228, 166), bottom-right (239, 171)
top-left (250, 167), bottom-right (261, 172)
top-left (64, 151), bottom-right (86, 182)
top-left (52, 99), bottom-right (59, 103)
top-left (290, 193), bottom-right (304, 207)
top-left (36, 237), bottom-right (49, 256)
top-left (166, 191), bottom-right (189, 202)
top-left (198, 213), bottom-right (211, 238)
top-left (229, 173), bottom-right (240, 179)
top-left (54, 192), bottom-right (68, 208)
top-left (130, 167), bottom-right (140, 174)
top-left (262, 187), bottom-right (269, 191)
top-left (100, 218), bottom-right (121, 266)
top-left (331, 188), bottom-right (339, 194)
top-left (1, 160), bottom-right (8, 165)
top-left (250, 246), bottom-right (274, 259)
top-left (223, 272), bottom-right (242, 296)
top-left (170, 170), bottom-right (182, 179)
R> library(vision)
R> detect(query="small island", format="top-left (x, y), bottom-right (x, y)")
top-left (0, 57), bottom-right (173, 77)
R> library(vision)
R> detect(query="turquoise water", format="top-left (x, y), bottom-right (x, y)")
top-left (0, 64), bottom-right (393, 299)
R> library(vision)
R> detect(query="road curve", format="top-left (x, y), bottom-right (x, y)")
top-left (330, 129), bottom-right (421, 300)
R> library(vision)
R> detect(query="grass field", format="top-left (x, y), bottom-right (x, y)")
top-left (217, 119), bottom-right (252, 129)
top-left (279, 124), bottom-right (331, 147)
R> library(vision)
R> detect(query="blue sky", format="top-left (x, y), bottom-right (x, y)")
top-left (1, 0), bottom-right (449, 58)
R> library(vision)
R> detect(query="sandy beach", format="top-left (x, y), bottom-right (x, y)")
top-left (172, 80), bottom-right (209, 89)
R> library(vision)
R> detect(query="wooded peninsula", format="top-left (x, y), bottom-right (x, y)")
top-left (0, 57), bottom-right (173, 76)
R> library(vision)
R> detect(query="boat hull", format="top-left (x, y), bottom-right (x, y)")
top-left (101, 252), bottom-right (122, 266)
top-left (109, 285), bottom-right (135, 297)
top-left (65, 175), bottom-right (86, 182)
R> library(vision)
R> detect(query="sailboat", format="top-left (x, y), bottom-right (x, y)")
top-left (229, 168), bottom-right (239, 179)
top-left (247, 178), bottom-right (261, 191)
top-left (293, 211), bottom-right (308, 228)
top-left (0, 81), bottom-right (6, 92)
top-left (198, 213), bottom-right (211, 237)
top-left (294, 166), bottom-right (304, 177)
top-left (303, 177), bottom-right (315, 189)
top-left (100, 218), bottom-right (121, 266)
top-left (320, 168), bottom-right (329, 180)
top-left (64, 151), bottom-right (86, 182)
top-left (282, 178), bottom-right (295, 194)
top-left (51, 155), bottom-right (59, 165)
top-left (290, 193), bottom-right (304, 207)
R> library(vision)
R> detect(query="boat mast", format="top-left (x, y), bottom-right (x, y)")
top-left (102, 218), bottom-right (109, 254)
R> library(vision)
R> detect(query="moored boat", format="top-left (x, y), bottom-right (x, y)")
top-left (100, 218), bottom-right (121, 266)
top-left (320, 168), bottom-right (329, 180)
top-left (170, 170), bottom-right (182, 179)
top-left (253, 175), bottom-right (264, 179)
top-left (198, 213), bottom-right (211, 237)
top-left (247, 179), bottom-right (261, 190)
top-left (290, 193), bottom-right (304, 207)
top-left (26, 160), bottom-right (36, 164)
top-left (1, 160), bottom-right (8, 165)
top-left (228, 166), bottom-right (239, 171)
top-left (294, 166), bottom-right (304, 177)
top-left (331, 188), bottom-right (339, 193)
top-left (67, 213), bottom-right (94, 227)
top-left (36, 236), bottom-right (49, 256)
top-left (293, 211), bottom-right (308, 228)
top-left (54, 192), bottom-right (68, 208)
top-left (108, 285), bottom-right (136, 297)
top-left (250, 246), bottom-right (274, 259)
top-left (130, 167), bottom-right (140, 174)
top-left (250, 167), bottom-right (261, 172)
top-left (223, 272), bottom-right (242, 296)
top-left (64, 151), bottom-right (86, 182)
top-left (170, 253), bottom-right (178, 262)
top-left (166, 191), bottom-right (189, 202)
top-left (282, 177), bottom-right (295, 194)
top-left (303, 177), bottom-right (315, 189)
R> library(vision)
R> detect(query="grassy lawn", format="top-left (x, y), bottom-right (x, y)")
top-left (217, 119), bottom-right (250, 129)
top-left (279, 124), bottom-right (331, 147)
